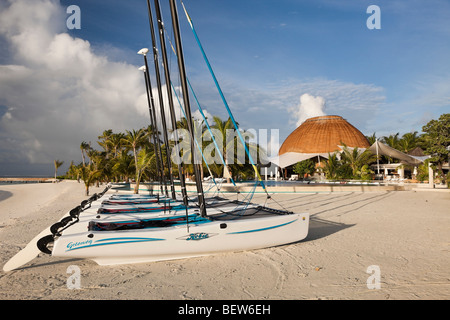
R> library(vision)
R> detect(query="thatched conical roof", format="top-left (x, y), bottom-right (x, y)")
top-left (408, 147), bottom-right (425, 157)
top-left (279, 115), bottom-right (370, 155)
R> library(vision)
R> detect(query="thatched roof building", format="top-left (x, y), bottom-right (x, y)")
top-left (275, 115), bottom-right (370, 168)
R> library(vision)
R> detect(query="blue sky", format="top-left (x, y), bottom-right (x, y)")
top-left (0, 0), bottom-right (449, 176)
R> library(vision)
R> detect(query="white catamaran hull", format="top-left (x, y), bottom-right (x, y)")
top-left (51, 211), bottom-right (309, 266)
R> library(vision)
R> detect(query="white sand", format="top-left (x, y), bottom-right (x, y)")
top-left (0, 181), bottom-right (448, 300)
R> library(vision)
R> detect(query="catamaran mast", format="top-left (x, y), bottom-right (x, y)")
top-left (180, 1), bottom-right (270, 199)
top-left (139, 58), bottom-right (165, 194)
top-left (151, 0), bottom-right (189, 206)
top-left (145, 0), bottom-right (175, 200)
top-left (159, 26), bottom-right (240, 192)
top-left (169, 0), bottom-right (207, 217)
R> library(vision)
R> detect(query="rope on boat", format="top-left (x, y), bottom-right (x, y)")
top-left (163, 24), bottom-right (240, 193)
top-left (37, 184), bottom-right (112, 255)
top-left (178, 1), bottom-right (298, 215)
top-left (179, 0), bottom-right (269, 198)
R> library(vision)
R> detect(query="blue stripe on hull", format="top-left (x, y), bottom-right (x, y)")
top-left (65, 237), bottom-right (165, 252)
top-left (64, 218), bottom-right (299, 252)
top-left (226, 218), bottom-right (298, 235)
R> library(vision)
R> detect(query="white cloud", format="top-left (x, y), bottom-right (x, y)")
top-left (0, 0), bottom-right (392, 175)
top-left (278, 78), bottom-right (386, 133)
top-left (192, 109), bottom-right (213, 122)
top-left (0, 0), bottom-right (149, 171)
top-left (197, 76), bottom-right (386, 138)
top-left (293, 93), bottom-right (326, 126)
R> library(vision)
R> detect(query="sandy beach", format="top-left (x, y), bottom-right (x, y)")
top-left (0, 180), bottom-right (448, 301)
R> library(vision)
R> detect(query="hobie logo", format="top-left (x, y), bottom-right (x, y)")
top-left (178, 232), bottom-right (216, 241)
top-left (187, 233), bottom-right (209, 241)
top-left (67, 240), bottom-right (93, 250)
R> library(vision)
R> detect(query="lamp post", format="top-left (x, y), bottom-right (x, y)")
top-left (376, 139), bottom-right (380, 175)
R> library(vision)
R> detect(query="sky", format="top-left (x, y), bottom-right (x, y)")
top-left (0, 0), bottom-right (449, 176)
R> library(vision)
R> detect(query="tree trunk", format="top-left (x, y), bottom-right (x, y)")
top-left (134, 179), bottom-right (140, 194)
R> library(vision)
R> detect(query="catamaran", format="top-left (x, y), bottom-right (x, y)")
top-left (35, 186), bottom-right (308, 266)
top-left (3, 0), bottom-right (309, 271)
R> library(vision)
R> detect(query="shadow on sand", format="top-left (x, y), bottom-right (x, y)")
top-left (9, 258), bottom-right (85, 272)
top-left (0, 190), bottom-right (13, 202)
top-left (300, 192), bottom-right (395, 242)
top-left (305, 217), bottom-right (354, 242)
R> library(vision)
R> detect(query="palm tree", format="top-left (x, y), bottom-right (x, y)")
top-left (208, 116), bottom-right (263, 181)
top-left (421, 113), bottom-right (450, 182)
top-left (211, 116), bottom-right (238, 182)
top-left (366, 133), bottom-right (377, 145)
top-left (323, 153), bottom-right (340, 179)
top-left (398, 131), bottom-right (419, 153)
top-left (54, 159), bottom-right (64, 180)
top-left (66, 161), bottom-right (80, 182)
top-left (121, 129), bottom-right (146, 180)
top-left (382, 133), bottom-right (400, 149)
top-left (97, 129), bottom-right (113, 158)
top-left (176, 117), bottom-right (209, 179)
top-left (79, 164), bottom-right (101, 196)
top-left (102, 132), bottom-right (124, 158)
top-left (111, 150), bottom-right (135, 183)
top-left (88, 149), bottom-right (108, 187)
top-left (381, 133), bottom-right (400, 163)
top-left (340, 144), bottom-right (377, 178)
top-left (232, 131), bottom-right (262, 181)
top-left (80, 141), bottom-right (90, 166)
top-left (357, 164), bottom-right (375, 181)
top-left (134, 148), bottom-right (153, 194)
top-left (144, 125), bottom-right (160, 143)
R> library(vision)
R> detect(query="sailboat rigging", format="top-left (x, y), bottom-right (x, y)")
top-left (168, 0), bottom-right (207, 217)
top-left (138, 61), bottom-right (165, 195)
top-left (162, 28), bottom-right (240, 192)
top-left (179, 0), bottom-right (269, 198)
top-left (145, 0), bottom-right (178, 201)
